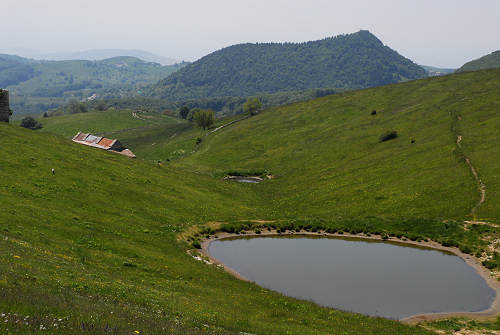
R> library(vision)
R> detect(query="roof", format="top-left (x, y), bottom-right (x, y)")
top-left (72, 131), bottom-right (135, 158)
top-left (73, 132), bottom-right (88, 142)
top-left (97, 137), bottom-right (116, 149)
top-left (84, 135), bottom-right (102, 144)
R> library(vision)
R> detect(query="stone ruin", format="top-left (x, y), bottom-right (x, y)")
top-left (0, 89), bottom-right (11, 123)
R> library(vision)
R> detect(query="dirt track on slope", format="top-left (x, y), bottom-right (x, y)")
top-left (455, 121), bottom-right (486, 217)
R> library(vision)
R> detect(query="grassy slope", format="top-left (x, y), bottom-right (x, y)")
top-left (37, 109), bottom-right (183, 138)
top-left (2, 69), bottom-right (499, 334)
top-left (0, 125), bottom-right (427, 334)
top-left (178, 69), bottom-right (500, 223)
top-left (117, 114), bottom-right (247, 162)
top-left (457, 50), bottom-right (500, 73)
top-left (35, 109), bottom-right (234, 162)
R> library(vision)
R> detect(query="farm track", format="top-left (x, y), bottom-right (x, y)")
top-left (455, 120), bottom-right (486, 218)
top-left (208, 115), bottom-right (250, 135)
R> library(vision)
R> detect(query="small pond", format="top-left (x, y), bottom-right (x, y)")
top-left (208, 236), bottom-right (495, 320)
top-left (225, 176), bottom-right (262, 183)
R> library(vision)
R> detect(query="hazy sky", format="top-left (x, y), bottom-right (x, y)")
top-left (1, 0), bottom-right (499, 68)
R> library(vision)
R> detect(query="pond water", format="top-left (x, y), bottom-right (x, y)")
top-left (208, 236), bottom-right (495, 320)
top-left (226, 176), bottom-right (262, 183)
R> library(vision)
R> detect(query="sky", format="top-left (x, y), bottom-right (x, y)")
top-left (1, 0), bottom-right (499, 68)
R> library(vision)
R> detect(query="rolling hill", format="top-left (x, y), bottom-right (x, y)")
top-left (151, 30), bottom-right (427, 101)
top-left (456, 50), bottom-right (500, 73)
top-left (1, 68), bottom-right (500, 334)
top-left (0, 54), bottom-right (186, 116)
top-left (35, 49), bottom-right (179, 66)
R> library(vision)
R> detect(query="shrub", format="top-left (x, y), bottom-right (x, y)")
top-left (20, 117), bottom-right (42, 130)
top-left (379, 130), bottom-right (398, 142)
top-left (196, 137), bottom-right (202, 145)
top-left (123, 262), bottom-right (137, 268)
top-left (459, 245), bottom-right (472, 254)
top-left (179, 106), bottom-right (190, 119)
top-left (191, 240), bottom-right (201, 249)
top-left (483, 260), bottom-right (496, 270)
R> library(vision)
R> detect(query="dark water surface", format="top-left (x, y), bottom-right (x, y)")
top-left (208, 236), bottom-right (495, 319)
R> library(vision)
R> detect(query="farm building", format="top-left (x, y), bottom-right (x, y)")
top-left (72, 132), bottom-right (136, 158)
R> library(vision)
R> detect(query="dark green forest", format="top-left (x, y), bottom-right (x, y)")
top-left (151, 30), bottom-right (427, 100)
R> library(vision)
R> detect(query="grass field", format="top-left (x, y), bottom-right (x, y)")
top-left (36, 109), bottom-right (183, 138)
top-left (1, 68), bottom-right (500, 334)
top-left (178, 69), bottom-right (500, 222)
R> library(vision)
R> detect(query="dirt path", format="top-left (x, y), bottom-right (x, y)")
top-left (208, 115), bottom-right (250, 135)
top-left (455, 120), bottom-right (486, 218)
top-left (132, 111), bottom-right (148, 121)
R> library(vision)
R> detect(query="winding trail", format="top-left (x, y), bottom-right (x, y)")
top-left (132, 110), bottom-right (148, 121)
top-left (208, 115), bottom-right (250, 135)
top-left (455, 127), bottom-right (486, 218)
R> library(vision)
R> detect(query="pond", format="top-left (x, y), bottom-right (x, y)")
top-left (225, 176), bottom-right (262, 183)
top-left (208, 236), bottom-right (495, 320)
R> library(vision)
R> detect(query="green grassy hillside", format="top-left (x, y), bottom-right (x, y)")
top-left (177, 69), bottom-right (500, 224)
top-left (457, 50), bottom-right (500, 73)
top-left (37, 109), bottom-right (183, 138)
top-left (2, 68), bottom-right (500, 334)
top-left (0, 124), bottom-right (430, 335)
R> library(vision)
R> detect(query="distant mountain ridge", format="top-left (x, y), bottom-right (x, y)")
top-left (0, 54), bottom-right (186, 115)
top-left (37, 49), bottom-right (179, 66)
top-left (456, 50), bottom-right (500, 73)
top-left (2, 48), bottom-right (179, 66)
top-left (151, 30), bottom-right (427, 101)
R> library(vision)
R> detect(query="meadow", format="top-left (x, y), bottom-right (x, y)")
top-left (1, 68), bottom-right (500, 334)
top-left (37, 109), bottom-right (182, 138)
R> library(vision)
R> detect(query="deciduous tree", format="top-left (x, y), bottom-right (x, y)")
top-left (194, 109), bottom-right (215, 130)
top-left (243, 97), bottom-right (262, 116)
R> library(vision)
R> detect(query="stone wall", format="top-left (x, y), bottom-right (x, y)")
top-left (0, 89), bottom-right (10, 123)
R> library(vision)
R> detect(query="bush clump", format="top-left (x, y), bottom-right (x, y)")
top-left (20, 116), bottom-right (43, 130)
top-left (379, 130), bottom-right (398, 142)
top-left (191, 240), bottom-right (201, 249)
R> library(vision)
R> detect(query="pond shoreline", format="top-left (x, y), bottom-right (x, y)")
top-left (199, 229), bottom-right (500, 324)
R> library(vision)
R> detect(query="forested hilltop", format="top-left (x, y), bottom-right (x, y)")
top-left (0, 54), bottom-right (185, 116)
top-left (151, 30), bottom-right (427, 100)
top-left (456, 50), bottom-right (500, 73)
